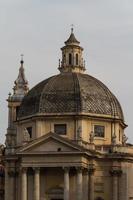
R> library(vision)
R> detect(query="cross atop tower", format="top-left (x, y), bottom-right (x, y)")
top-left (20, 54), bottom-right (24, 64)
top-left (71, 24), bottom-right (74, 33)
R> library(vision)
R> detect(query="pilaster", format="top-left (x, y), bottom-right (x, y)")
top-left (110, 168), bottom-right (122, 200)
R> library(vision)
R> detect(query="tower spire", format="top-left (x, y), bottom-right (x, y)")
top-left (12, 55), bottom-right (29, 101)
top-left (6, 56), bottom-right (29, 149)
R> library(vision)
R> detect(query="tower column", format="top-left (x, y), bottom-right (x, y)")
top-left (21, 168), bottom-right (27, 200)
top-left (34, 168), bottom-right (40, 200)
top-left (76, 167), bottom-right (83, 200)
top-left (64, 167), bottom-right (70, 200)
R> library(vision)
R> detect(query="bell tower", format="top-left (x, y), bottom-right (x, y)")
top-left (59, 28), bottom-right (86, 73)
top-left (5, 56), bottom-right (29, 153)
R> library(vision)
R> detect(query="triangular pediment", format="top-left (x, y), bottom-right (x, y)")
top-left (17, 132), bottom-right (88, 154)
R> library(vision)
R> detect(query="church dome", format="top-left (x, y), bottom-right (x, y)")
top-left (17, 29), bottom-right (124, 122)
top-left (18, 72), bottom-right (124, 121)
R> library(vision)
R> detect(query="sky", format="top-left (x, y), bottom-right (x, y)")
top-left (0, 0), bottom-right (133, 144)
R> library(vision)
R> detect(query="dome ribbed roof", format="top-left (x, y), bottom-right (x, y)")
top-left (18, 72), bottom-right (124, 121)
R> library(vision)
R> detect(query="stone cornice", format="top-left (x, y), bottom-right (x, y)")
top-left (16, 112), bottom-right (125, 124)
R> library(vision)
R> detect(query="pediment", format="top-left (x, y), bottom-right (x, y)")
top-left (17, 132), bottom-right (85, 154)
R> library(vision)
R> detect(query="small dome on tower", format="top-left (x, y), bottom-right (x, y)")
top-left (65, 27), bottom-right (80, 45)
top-left (59, 28), bottom-right (85, 73)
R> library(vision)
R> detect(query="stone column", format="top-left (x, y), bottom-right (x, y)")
top-left (64, 167), bottom-right (70, 200)
top-left (76, 167), bottom-right (83, 200)
top-left (5, 167), bottom-right (9, 200)
top-left (34, 168), bottom-right (40, 200)
top-left (89, 164), bottom-right (95, 200)
top-left (83, 169), bottom-right (89, 200)
top-left (21, 168), bottom-right (27, 200)
top-left (110, 168), bottom-right (122, 200)
top-left (8, 169), bottom-right (16, 200)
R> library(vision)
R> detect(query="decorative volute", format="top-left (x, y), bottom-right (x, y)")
top-left (12, 55), bottom-right (29, 101)
top-left (58, 28), bottom-right (86, 73)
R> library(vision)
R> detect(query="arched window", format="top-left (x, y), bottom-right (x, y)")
top-left (69, 53), bottom-right (72, 65)
top-left (76, 53), bottom-right (79, 65)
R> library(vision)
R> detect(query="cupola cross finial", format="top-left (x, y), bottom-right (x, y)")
top-left (71, 24), bottom-right (74, 33)
top-left (20, 54), bottom-right (24, 64)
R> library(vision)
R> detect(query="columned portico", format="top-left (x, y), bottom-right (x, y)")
top-left (76, 167), bottom-right (83, 200)
top-left (63, 167), bottom-right (69, 200)
top-left (21, 168), bottom-right (27, 200)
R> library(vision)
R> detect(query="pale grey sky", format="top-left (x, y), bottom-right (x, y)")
top-left (0, 0), bottom-right (133, 143)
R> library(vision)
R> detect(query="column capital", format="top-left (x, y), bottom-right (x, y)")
top-left (110, 168), bottom-right (122, 177)
top-left (33, 167), bottom-right (40, 173)
top-left (88, 164), bottom-right (95, 175)
top-left (83, 168), bottom-right (89, 175)
top-left (63, 167), bottom-right (70, 172)
top-left (8, 169), bottom-right (18, 177)
top-left (21, 167), bottom-right (28, 173)
top-left (76, 166), bottom-right (83, 173)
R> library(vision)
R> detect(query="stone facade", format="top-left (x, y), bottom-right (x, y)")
top-left (1, 29), bottom-right (133, 200)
